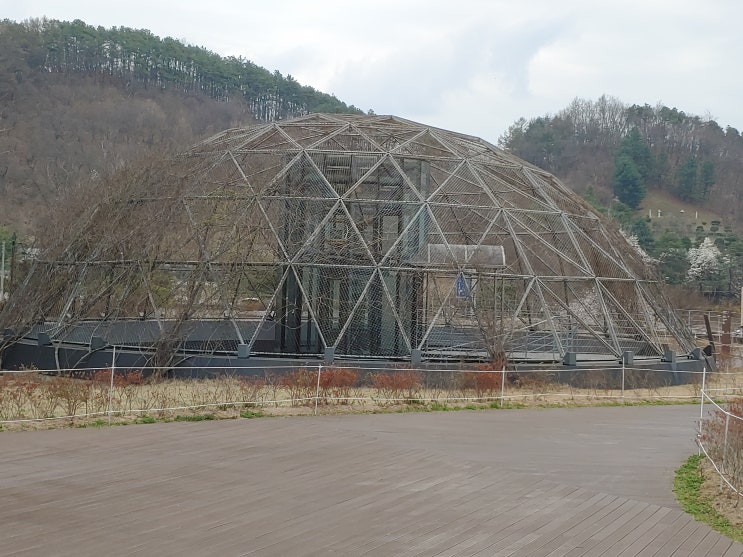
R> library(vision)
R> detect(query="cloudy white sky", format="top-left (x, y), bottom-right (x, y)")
top-left (4, 0), bottom-right (741, 143)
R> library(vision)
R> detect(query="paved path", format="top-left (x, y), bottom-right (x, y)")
top-left (1, 405), bottom-right (742, 556)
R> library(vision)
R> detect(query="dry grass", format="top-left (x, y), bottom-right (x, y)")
top-left (699, 458), bottom-right (743, 530)
top-left (0, 366), bottom-right (740, 432)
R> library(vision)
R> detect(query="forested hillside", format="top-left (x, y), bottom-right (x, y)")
top-left (0, 18), bottom-right (361, 232)
top-left (500, 96), bottom-right (742, 214)
top-left (0, 18), bottom-right (741, 301)
top-left (499, 96), bottom-right (743, 300)
top-left (2, 18), bottom-right (360, 120)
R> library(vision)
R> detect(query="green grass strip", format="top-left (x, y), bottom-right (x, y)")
top-left (173, 413), bottom-right (216, 422)
top-left (674, 454), bottom-right (743, 543)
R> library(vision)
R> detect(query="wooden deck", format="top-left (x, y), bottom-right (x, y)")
top-left (1, 405), bottom-right (742, 556)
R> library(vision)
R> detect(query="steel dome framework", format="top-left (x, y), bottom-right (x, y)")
top-left (0, 114), bottom-right (696, 366)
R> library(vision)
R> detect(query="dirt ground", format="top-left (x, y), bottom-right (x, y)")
top-left (700, 458), bottom-right (743, 528)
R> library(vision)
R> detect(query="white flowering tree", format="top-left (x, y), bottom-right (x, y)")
top-left (687, 237), bottom-right (726, 293)
top-left (620, 230), bottom-right (656, 265)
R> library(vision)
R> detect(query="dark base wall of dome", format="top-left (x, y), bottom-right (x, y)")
top-left (0, 334), bottom-right (709, 382)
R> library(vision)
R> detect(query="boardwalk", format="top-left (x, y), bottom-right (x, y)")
top-left (1, 405), bottom-right (742, 556)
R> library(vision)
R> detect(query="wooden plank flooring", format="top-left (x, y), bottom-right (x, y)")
top-left (1, 405), bottom-right (741, 556)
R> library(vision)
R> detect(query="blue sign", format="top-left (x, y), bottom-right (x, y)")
top-left (456, 273), bottom-right (470, 299)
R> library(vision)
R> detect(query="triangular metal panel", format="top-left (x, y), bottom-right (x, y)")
top-left (280, 121), bottom-right (345, 149)
top-left (376, 268), bottom-right (415, 356)
top-left (343, 155), bottom-right (415, 202)
top-left (426, 202), bottom-right (499, 250)
top-left (377, 205), bottom-right (430, 266)
top-left (425, 158), bottom-right (468, 197)
top-left (486, 180), bottom-right (557, 212)
top-left (307, 126), bottom-right (382, 154)
top-left (428, 163), bottom-right (493, 206)
top-left (540, 279), bottom-right (606, 332)
top-left (233, 124), bottom-right (300, 152)
top-left (566, 220), bottom-right (635, 279)
top-left (329, 269), bottom-right (388, 355)
top-left (292, 203), bottom-right (376, 266)
top-left (597, 280), bottom-right (662, 356)
top-left (504, 279), bottom-right (565, 360)
top-left (420, 272), bottom-right (487, 356)
top-left (210, 124), bottom-right (290, 153)
top-left (510, 240), bottom-right (589, 279)
top-left (423, 314), bottom-right (487, 357)
top-left (297, 265), bottom-right (345, 349)
top-left (247, 267), bottom-right (322, 355)
top-left (418, 206), bottom-right (464, 268)
top-left (634, 282), bottom-right (694, 353)
top-left (257, 197), bottom-right (336, 260)
top-left (354, 125), bottom-right (419, 152)
top-left (538, 279), bottom-right (619, 357)
top-left (391, 129), bottom-right (458, 159)
top-left (229, 151), bottom-right (287, 195)
top-left (476, 164), bottom-right (557, 212)
top-left (391, 156), bottom-right (430, 199)
top-left (270, 151), bottom-right (338, 199)
top-left (505, 211), bottom-right (591, 277)
top-left (307, 151), bottom-right (381, 198)
top-left (435, 132), bottom-right (491, 159)
top-left (527, 169), bottom-right (591, 216)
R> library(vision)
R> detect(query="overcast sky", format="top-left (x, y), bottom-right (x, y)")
top-left (4, 0), bottom-right (741, 144)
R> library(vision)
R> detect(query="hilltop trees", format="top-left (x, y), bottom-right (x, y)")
top-left (499, 117), bottom-right (561, 172)
top-left (0, 18), bottom-right (361, 122)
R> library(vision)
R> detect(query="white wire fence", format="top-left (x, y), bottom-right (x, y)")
top-left (0, 361), bottom-right (736, 426)
top-left (698, 375), bottom-right (743, 499)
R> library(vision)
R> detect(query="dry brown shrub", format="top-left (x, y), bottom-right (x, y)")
top-left (46, 377), bottom-right (90, 419)
top-left (461, 364), bottom-right (504, 401)
top-left (0, 376), bottom-right (39, 419)
top-left (238, 375), bottom-right (266, 406)
top-left (371, 370), bottom-right (423, 404)
top-left (319, 367), bottom-right (359, 404)
top-left (280, 368), bottom-right (318, 406)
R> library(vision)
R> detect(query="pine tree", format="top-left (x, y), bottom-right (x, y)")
top-left (612, 128), bottom-right (651, 209)
top-left (619, 128), bottom-right (652, 181)
top-left (676, 157), bottom-right (699, 201)
top-left (613, 154), bottom-right (645, 209)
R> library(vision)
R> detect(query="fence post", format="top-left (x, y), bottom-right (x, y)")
top-left (621, 361), bottom-right (625, 404)
top-left (698, 366), bottom-right (707, 451)
top-left (500, 366), bottom-right (506, 408)
top-left (721, 412), bottom-right (730, 490)
top-left (107, 345), bottom-right (116, 425)
top-left (314, 363), bottom-right (321, 416)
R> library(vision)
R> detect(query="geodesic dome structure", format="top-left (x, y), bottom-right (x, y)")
top-left (0, 113), bottom-right (697, 367)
